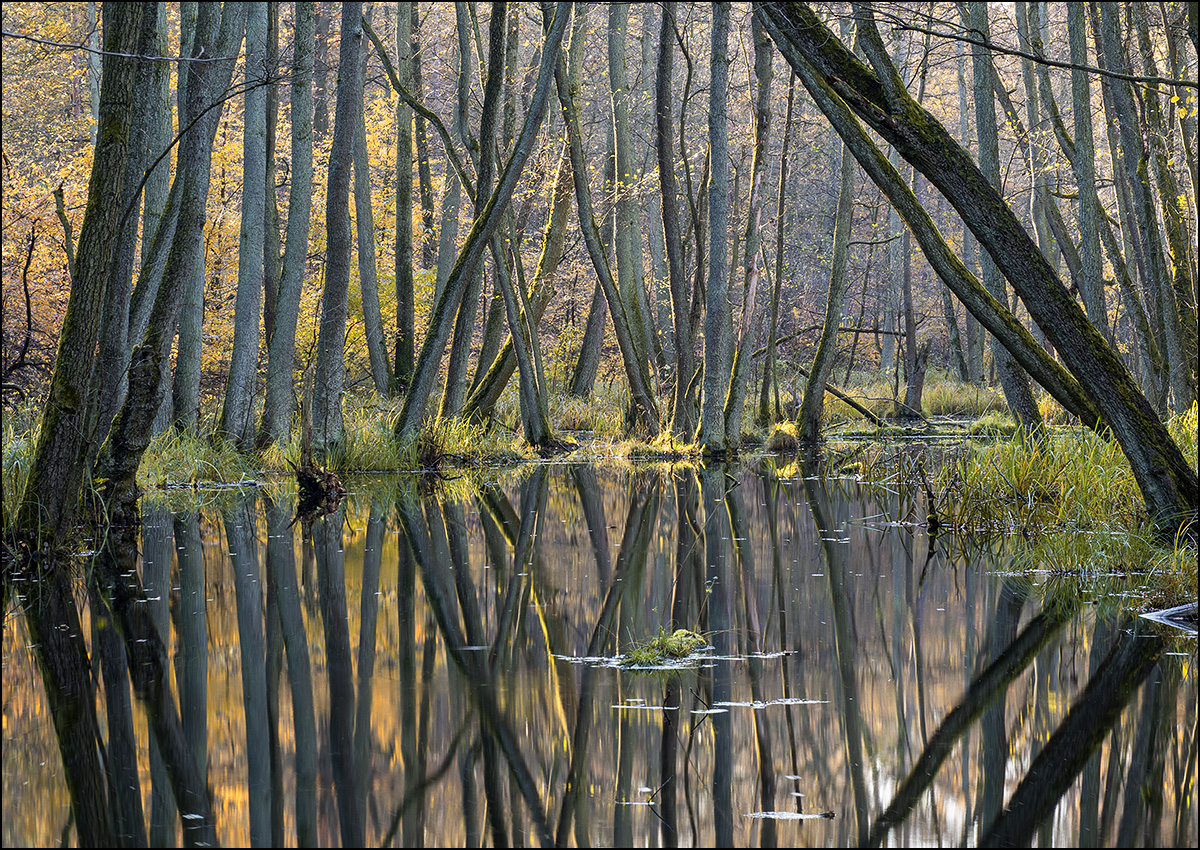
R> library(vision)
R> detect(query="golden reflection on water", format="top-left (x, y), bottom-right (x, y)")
top-left (3, 466), bottom-right (1196, 847)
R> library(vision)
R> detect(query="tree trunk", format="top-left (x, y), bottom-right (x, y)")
top-left (313, 1), bottom-right (331, 142)
top-left (96, 1), bottom-right (247, 519)
top-left (394, 1), bottom-right (416, 392)
top-left (553, 4), bottom-right (661, 433)
top-left (440, 1), bottom-right (494, 420)
top-left (569, 117), bottom-right (613, 399)
top-left (658, 2), bottom-right (695, 437)
top-left (263, 1), bottom-right (281, 351)
top-left (352, 6), bottom-right (391, 397)
top-left (1068, 2), bottom-right (1109, 340)
top-left (799, 138), bottom-right (855, 443)
top-left (394, 2), bottom-right (569, 439)
top-left (258, 1), bottom-right (315, 448)
top-left (1097, 2), bottom-right (1194, 413)
top-left (410, 3), bottom-right (437, 268)
top-left (609, 4), bottom-right (655, 376)
top-left (759, 71), bottom-right (795, 426)
top-left (698, 1), bottom-right (732, 453)
top-left (220, 1), bottom-right (268, 449)
top-left (956, 33), bottom-right (984, 383)
top-left (464, 145), bottom-right (573, 422)
top-left (724, 14), bottom-right (772, 443)
top-left (312, 1), bottom-right (363, 458)
top-left (969, 1), bottom-right (1044, 435)
top-left (16, 2), bottom-right (145, 544)
top-left (757, 1), bottom-right (1197, 535)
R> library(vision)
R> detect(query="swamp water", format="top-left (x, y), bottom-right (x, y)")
top-left (3, 464), bottom-right (1196, 847)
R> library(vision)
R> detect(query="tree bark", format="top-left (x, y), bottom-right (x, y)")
top-left (724, 14), bottom-right (772, 443)
top-left (220, 1), bottom-right (268, 449)
top-left (263, 1), bottom-right (282, 351)
top-left (658, 2), bottom-right (695, 437)
top-left (799, 138), bottom-right (855, 443)
top-left (698, 1), bottom-right (732, 453)
top-left (464, 145), bottom-right (573, 422)
top-left (553, 2), bottom-right (661, 433)
top-left (394, 1), bottom-right (416, 392)
top-left (969, 1), bottom-right (1044, 435)
top-left (394, 2), bottom-right (570, 439)
top-left (97, 2), bottom-right (247, 518)
top-left (17, 2), bottom-right (145, 544)
top-left (759, 71), bottom-right (795, 425)
top-left (259, 1), bottom-right (315, 448)
top-left (757, 1), bottom-right (1197, 534)
top-left (410, 3), bottom-right (437, 268)
top-left (312, 1), bottom-right (363, 458)
top-left (1097, 2), bottom-right (1195, 413)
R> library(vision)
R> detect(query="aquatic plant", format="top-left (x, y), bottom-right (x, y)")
top-left (620, 627), bottom-right (708, 667)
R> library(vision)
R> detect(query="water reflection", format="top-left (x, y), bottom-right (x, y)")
top-left (3, 465), bottom-right (1196, 847)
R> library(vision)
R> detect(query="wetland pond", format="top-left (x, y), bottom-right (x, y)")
top-left (3, 463), bottom-right (1196, 847)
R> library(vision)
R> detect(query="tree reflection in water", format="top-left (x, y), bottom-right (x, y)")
top-left (3, 465), bottom-right (1195, 847)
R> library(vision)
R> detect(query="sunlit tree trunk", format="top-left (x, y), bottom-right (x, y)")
top-left (312, 1), bottom-right (363, 457)
top-left (258, 1), bottom-right (315, 447)
top-left (220, 1), bottom-right (268, 449)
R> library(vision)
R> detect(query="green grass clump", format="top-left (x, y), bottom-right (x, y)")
top-left (138, 427), bottom-right (259, 487)
top-left (621, 628), bottom-right (708, 667)
top-left (968, 411), bottom-right (1019, 436)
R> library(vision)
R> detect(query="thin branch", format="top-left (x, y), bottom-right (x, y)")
top-left (872, 15), bottom-right (1198, 91)
top-left (1, 29), bottom-right (238, 62)
top-left (361, 15), bottom-right (477, 204)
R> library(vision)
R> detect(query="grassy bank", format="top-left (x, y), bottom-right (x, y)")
top-left (3, 377), bottom-right (1195, 610)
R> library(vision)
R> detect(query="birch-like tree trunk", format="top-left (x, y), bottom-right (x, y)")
top-left (258, 1), bottom-right (315, 448)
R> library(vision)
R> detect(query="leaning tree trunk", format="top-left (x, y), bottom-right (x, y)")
top-left (756, 1), bottom-right (1197, 536)
top-left (15, 2), bottom-right (143, 545)
top-left (258, 1), bottom-right (315, 448)
top-left (394, 2), bottom-right (570, 440)
top-left (311, 1), bottom-right (363, 459)
top-left (553, 3), bottom-right (661, 434)
top-left (698, 1), bottom-right (732, 453)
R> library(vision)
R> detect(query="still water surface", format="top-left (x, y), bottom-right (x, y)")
top-left (3, 464), bottom-right (1196, 847)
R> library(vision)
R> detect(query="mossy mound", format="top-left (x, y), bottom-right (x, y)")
top-left (620, 628), bottom-right (708, 666)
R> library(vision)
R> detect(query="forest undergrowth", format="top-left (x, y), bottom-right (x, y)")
top-left (2, 371), bottom-right (1195, 610)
